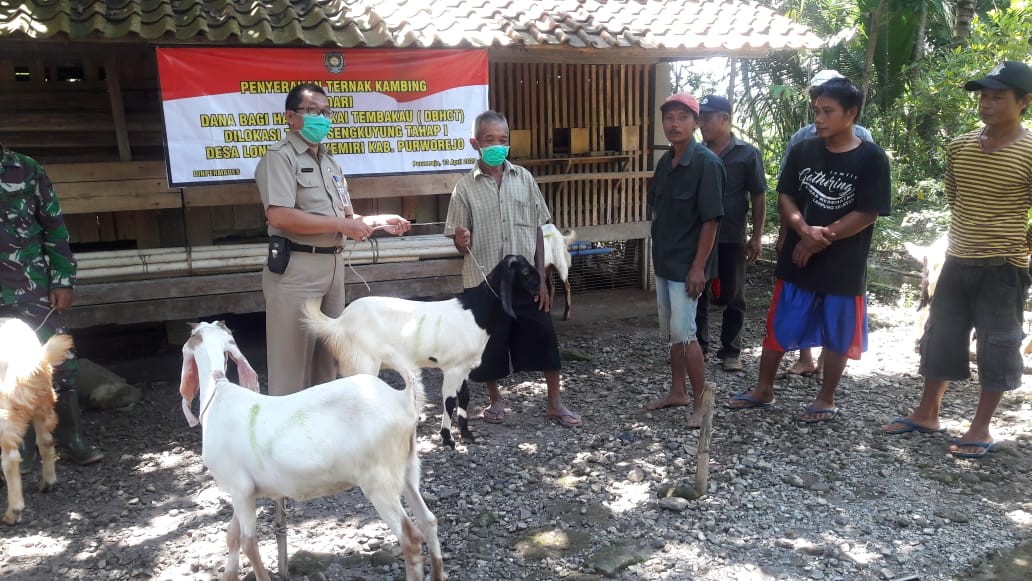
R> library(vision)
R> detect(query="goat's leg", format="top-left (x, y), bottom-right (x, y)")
top-left (229, 496), bottom-right (271, 581)
top-left (1, 439), bottom-right (25, 525)
top-left (439, 368), bottom-right (465, 448)
top-left (457, 378), bottom-right (473, 444)
top-left (365, 488), bottom-right (425, 581)
top-left (35, 412), bottom-right (58, 492)
top-left (546, 267), bottom-right (556, 307)
top-left (223, 513), bottom-right (242, 580)
top-left (562, 278), bottom-right (572, 321)
top-left (402, 465), bottom-right (446, 580)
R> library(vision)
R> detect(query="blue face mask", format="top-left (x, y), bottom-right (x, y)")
top-left (479, 144), bottom-right (509, 167)
top-left (299, 114), bottom-right (331, 144)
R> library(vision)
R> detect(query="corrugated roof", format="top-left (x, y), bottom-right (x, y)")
top-left (0, 0), bottom-right (824, 53)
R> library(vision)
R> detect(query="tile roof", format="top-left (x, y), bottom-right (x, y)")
top-left (0, 0), bottom-right (823, 54)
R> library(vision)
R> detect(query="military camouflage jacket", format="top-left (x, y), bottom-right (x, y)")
top-left (0, 146), bottom-right (76, 304)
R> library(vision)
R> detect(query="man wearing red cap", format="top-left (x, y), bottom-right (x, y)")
top-left (645, 93), bottom-right (726, 428)
top-left (882, 61), bottom-right (1032, 458)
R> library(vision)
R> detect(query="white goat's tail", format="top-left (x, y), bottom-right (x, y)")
top-left (41, 334), bottom-right (74, 370)
top-left (403, 369), bottom-right (427, 416)
top-left (300, 299), bottom-right (374, 376)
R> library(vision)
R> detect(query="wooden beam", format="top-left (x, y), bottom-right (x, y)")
top-left (105, 56), bottom-right (132, 161)
top-left (568, 221), bottom-right (651, 242)
top-left (488, 46), bottom-right (786, 65)
top-left (69, 272), bottom-right (463, 329)
top-left (59, 179), bottom-right (182, 213)
top-left (74, 259), bottom-right (463, 306)
top-left (535, 171), bottom-right (652, 184)
top-left (47, 161), bottom-right (167, 182)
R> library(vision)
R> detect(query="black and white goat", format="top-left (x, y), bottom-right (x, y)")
top-left (303, 254), bottom-right (541, 448)
top-left (179, 321), bottom-right (444, 581)
top-left (542, 224), bottom-right (576, 321)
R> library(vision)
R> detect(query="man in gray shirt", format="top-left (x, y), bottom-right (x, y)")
top-left (695, 95), bottom-right (767, 372)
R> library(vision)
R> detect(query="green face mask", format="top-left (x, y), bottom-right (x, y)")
top-left (479, 144), bottom-right (509, 167)
top-left (299, 114), bottom-right (331, 144)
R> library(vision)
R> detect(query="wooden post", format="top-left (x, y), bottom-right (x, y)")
top-left (695, 381), bottom-right (715, 496)
top-left (274, 498), bottom-right (289, 579)
top-left (105, 56), bottom-right (132, 162)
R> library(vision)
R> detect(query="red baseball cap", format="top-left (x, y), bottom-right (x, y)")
top-left (660, 93), bottom-right (700, 116)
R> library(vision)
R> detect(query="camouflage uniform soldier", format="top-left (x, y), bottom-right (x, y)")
top-left (0, 144), bottom-right (103, 465)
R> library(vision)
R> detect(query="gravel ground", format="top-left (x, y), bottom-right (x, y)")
top-left (2, 264), bottom-right (1032, 581)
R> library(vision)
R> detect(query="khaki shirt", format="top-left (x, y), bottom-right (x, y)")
top-left (255, 132), bottom-right (352, 247)
top-left (445, 161), bottom-right (550, 288)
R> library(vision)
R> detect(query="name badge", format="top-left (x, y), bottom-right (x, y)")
top-left (331, 174), bottom-right (351, 208)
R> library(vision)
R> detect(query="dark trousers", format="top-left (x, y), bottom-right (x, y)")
top-left (696, 242), bottom-right (746, 359)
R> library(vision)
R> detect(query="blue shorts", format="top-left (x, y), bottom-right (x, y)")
top-left (656, 276), bottom-right (699, 344)
top-left (763, 279), bottom-right (868, 359)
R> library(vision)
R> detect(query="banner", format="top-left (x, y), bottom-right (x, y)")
top-left (156, 47), bottom-right (489, 186)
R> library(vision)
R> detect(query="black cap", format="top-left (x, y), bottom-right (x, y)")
top-left (964, 61), bottom-right (1032, 93)
top-left (698, 95), bottom-right (732, 115)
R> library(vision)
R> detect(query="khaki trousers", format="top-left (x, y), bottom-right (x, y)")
top-left (262, 252), bottom-right (347, 395)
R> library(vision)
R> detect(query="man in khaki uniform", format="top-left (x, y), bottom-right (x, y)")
top-left (255, 83), bottom-right (410, 395)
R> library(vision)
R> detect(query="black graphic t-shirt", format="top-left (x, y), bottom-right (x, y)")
top-left (775, 138), bottom-right (891, 296)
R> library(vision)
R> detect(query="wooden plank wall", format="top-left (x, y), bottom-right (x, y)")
top-left (490, 62), bottom-right (652, 230)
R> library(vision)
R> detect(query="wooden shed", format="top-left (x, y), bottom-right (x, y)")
top-left (0, 0), bottom-right (821, 330)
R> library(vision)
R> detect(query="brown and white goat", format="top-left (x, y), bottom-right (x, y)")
top-left (0, 317), bottom-right (73, 525)
top-left (542, 224), bottom-right (576, 321)
top-left (179, 321), bottom-right (444, 581)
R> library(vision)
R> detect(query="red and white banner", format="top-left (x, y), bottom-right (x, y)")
top-left (156, 47), bottom-right (488, 186)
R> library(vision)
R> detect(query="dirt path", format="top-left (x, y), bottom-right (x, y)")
top-left (2, 273), bottom-right (1031, 580)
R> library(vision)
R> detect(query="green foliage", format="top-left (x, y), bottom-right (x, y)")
top-left (719, 1), bottom-right (1032, 247)
top-left (892, 7), bottom-right (1032, 180)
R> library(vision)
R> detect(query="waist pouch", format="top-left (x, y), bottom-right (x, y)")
top-left (267, 235), bottom-right (291, 274)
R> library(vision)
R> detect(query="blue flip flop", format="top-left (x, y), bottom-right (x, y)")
top-left (883, 417), bottom-right (946, 435)
top-left (950, 440), bottom-right (995, 459)
top-left (801, 404), bottom-right (840, 424)
top-left (726, 391), bottom-right (775, 410)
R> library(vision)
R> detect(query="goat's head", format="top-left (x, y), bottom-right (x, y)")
top-left (485, 254), bottom-right (540, 319)
top-left (904, 235), bottom-right (948, 309)
top-left (179, 321), bottom-right (260, 427)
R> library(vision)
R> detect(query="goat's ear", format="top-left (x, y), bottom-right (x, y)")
top-left (227, 341), bottom-right (260, 393)
top-left (187, 322), bottom-right (200, 332)
top-left (500, 263), bottom-right (516, 319)
top-left (216, 320), bottom-right (229, 331)
top-left (179, 347), bottom-right (200, 427)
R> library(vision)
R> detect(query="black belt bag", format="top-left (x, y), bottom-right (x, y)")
top-left (267, 235), bottom-right (291, 274)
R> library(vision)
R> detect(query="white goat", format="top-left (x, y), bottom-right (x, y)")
top-left (303, 254), bottom-right (540, 448)
top-left (178, 321), bottom-right (444, 581)
top-left (0, 318), bottom-right (72, 525)
top-left (542, 224), bottom-right (576, 321)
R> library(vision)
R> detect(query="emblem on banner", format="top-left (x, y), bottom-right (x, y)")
top-left (324, 52), bottom-right (346, 74)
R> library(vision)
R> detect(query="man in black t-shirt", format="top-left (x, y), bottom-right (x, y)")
top-left (726, 78), bottom-right (891, 423)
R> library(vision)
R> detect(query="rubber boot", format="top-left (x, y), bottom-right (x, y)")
top-left (54, 391), bottom-right (103, 465)
top-left (18, 427), bottom-right (37, 475)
